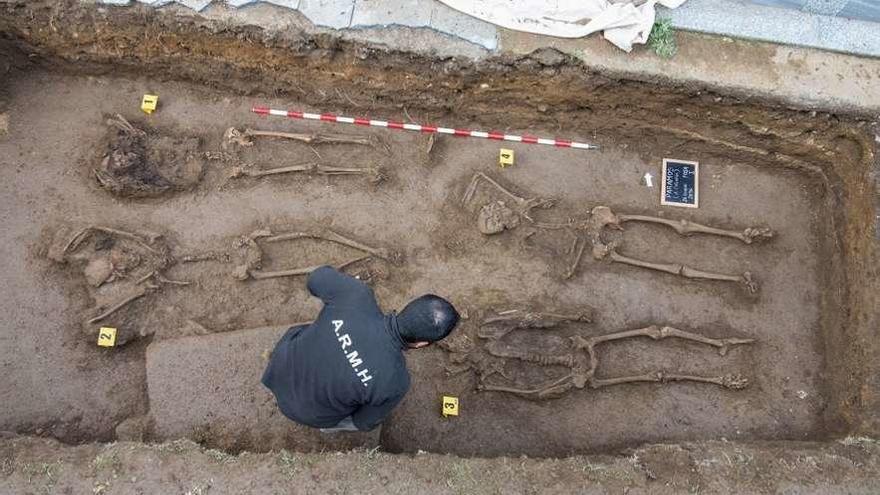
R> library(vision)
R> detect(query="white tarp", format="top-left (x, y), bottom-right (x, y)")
top-left (437, 0), bottom-right (688, 51)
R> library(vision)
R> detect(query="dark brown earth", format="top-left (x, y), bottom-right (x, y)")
top-left (2, 435), bottom-right (880, 494)
top-left (93, 114), bottom-right (204, 198)
top-left (0, 0), bottom-right (877, 466)
top-left (0, 68), bottom-right (837, 456)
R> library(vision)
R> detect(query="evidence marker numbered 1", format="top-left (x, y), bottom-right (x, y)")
top-left (141, 94), bottom-right (159, 115)
top-left (661, 158), bottom-right (699, 208)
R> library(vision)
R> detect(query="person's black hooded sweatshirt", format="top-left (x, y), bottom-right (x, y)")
top-left (261, 265), bottom-right (410, 431)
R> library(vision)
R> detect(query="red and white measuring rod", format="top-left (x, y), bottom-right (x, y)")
top-left (251, 106), bottom-right (599, 150)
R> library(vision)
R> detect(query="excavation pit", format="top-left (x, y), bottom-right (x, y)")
top-left (0, 1), bottom-right (877, 459)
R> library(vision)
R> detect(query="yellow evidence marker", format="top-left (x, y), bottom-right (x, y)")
top-left (441, 395), bottom-right (459, 417)
top-left (499, 148), bottom-right (515, 168)
top-left (97, 327), bottom-right (117, 347)
top-left (141, 94), bottom-right (159, 115)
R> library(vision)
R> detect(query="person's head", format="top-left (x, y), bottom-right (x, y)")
top-left (396, 294), bottom-right (460, 349)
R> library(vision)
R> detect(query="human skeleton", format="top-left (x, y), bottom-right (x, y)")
top-left (462, 172), bottom-right (773, 293)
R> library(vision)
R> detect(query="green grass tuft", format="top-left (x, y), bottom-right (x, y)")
top-left (648, 17), bottom-right (677, 59)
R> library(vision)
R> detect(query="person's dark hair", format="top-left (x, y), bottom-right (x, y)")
top-left (396, 294), bottom-right (460, 344)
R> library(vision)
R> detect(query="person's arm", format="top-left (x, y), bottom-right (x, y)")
top-left (306, 265), bottom-right (366, 303)
top-left (350, 394), bottom-right (405, 432)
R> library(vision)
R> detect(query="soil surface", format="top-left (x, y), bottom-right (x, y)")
top-left (0, 0), bottom-right (877, 462)
top-left (0, 70), bottom-right (834, 456)
top-left (2, 435), bottom-right (880, 494)
top-left (145, 326), bottom-right (381, 453)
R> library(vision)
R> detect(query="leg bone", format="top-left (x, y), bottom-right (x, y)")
top-left (590, 371), bottom-right (750, 390)
top-left (87, 283), bottom-right (158, 324)
top-left (135, 270), bottom-right (192, 287)
top-left (479, 374), bottom-right (575, 399)
top-left (230, 163), bottom-right (384, 183)
top-left (609, 250), bottom-right (759, 293)
top-left (223, 127), bottom-right (376, 148)
top-left (180, 251), bottom-right (232, 263)
top-left (479, 309), bottom-right (592, 341)
top-left (589, 324), bottom-right (755, 356)
top-left (64, 226), bottom-right (162, 256)
top-left (617, 214), bottom-right (774, 244)
top-left (264, 229), bottom-right (401, 263)
top-left (230, 162), bottom-right (315, 178)
top-left (314, 165), bottom-right (386, 184)
top-left (462, 173), bottom-right (555, 221)
top-left (247, 255), bottom-right (369, 281)
top-left (107, 114), bottom-right (145, 136)
top-left (482, 309), bottom-right (592, 328)
top-left (485, 347), bottom-right (575, 368)
top-left (563, 236), bottom-right (587, 280)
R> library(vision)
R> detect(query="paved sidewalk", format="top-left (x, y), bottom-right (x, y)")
top-left (102, 0), bottom-right (880, 58)
top-left (663, 0), bottom-right (880, 58)
top-left (179, 1), bottom-right (880, 115)
top-left (93, 0), bottom-right (880, 115)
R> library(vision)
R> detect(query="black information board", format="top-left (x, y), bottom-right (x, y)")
top-left (661, 159), bottom-right (699, 208)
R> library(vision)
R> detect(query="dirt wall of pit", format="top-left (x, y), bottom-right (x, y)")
top-left (0, 0), bottom-right (878, 440)
top-left (4, 436), bottom-right (880, 494)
